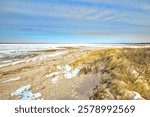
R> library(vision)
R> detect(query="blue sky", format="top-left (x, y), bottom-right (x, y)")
top-left (0, 0), bottom-right (150, 43)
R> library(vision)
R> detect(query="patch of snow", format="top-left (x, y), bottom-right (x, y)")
top-left (57, 65), bottom-right (62, 70)
top-left (51, 77), bottom-right (59, 84)
top-left (0, 60), bottom-right (24, 68)
top-left (64, 68), bottom-right (80, 79)
top-left (46, 64), bottom-right (80, 83)
top-left (2, 76), bottom-right (21, 83)
top-left (11, 84), bottom-right (31, 97)
top-left (0, 60), bottom-right (26, 68)
top-left (25, 52), bottom-right (65, 64)
top-left (47, 52), bottom-right (65, 58)
top-left (11, 84), bottom-right (41, 100)
top-left (31, 93), bottom-right (41, 100)
top-left (31, 57), bottom-right (38, 62)
top-left (46, 72), bottom-right (60, 77)
top-left (64, 64), bottom-right (80, 79)
top-left (26, 59), bottom-right (31, 63)
top-left (72, 69), bottom-right (80, 76)
top-left (133, 92), bottom-right (142, 100)
top-left (64, 73), bottom-right (73, 79)
top-left (11, 61), bottom-right (23, 65)
top-left (0, 63), bottom-right (10, 68)
top-left (39, 57), bottom-right (44, 60)
top-left (2, 60), bottom-right (12, 63)
top-left (65, 64), bottom-right (72, 71)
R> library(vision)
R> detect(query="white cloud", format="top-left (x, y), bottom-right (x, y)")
top-left (1, 1), bottom-right (116, 21)
top-left (0, 0), bottom-right (150, 42)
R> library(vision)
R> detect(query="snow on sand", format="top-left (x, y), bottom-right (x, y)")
top-left (11, 84), bottom-right (42, 100)
top-left (2, 76), bottom-right (21, 83)
top-left (0, 52), bottom-right (65, 68)
top-left (46, 64), bottom-right (80, 84)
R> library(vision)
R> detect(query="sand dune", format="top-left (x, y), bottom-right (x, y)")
top-left (0, 44), bottom-right (149, 100)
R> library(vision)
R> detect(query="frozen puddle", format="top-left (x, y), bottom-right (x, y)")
top-left (11, 84), bottom-right (41, 100)
top-left (46, 64), bottom-right (80, 84)
top-left (2, 76), bottom-right (21, 83)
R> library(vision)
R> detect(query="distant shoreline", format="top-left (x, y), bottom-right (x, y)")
top-left (0, 43), bottom-right (150, 44)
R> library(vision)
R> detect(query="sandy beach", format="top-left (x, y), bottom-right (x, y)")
top-left (0, 44), bottom-right (96, 100)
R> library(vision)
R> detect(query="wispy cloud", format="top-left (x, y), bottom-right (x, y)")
top-left (0, 0), bottom-right (150, 43)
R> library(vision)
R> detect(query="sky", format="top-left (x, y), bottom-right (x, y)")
top-left (0, 0), bottom-right (150, 43)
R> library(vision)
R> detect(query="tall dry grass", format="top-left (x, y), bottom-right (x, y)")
top-left (72, 47), bottom-right (150, 100)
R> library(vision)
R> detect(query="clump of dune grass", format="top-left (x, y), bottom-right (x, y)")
top-left (72, 47), bottom-right (150, 100)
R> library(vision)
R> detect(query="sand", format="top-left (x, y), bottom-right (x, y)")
top-left (0, 46), bottom-right (100, 100)
top-left (0, 44), bottom-right (149, 100)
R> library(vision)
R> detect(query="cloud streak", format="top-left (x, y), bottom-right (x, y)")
top-left (0, 0), bottom-right (150, 43)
